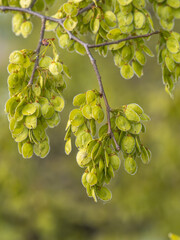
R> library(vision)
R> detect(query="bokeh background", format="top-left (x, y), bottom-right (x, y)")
top-left (0, 3), bottom-right (180, 240)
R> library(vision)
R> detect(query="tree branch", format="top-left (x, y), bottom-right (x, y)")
top-left (28, 18), bottom-right (46, 85)
top-left (29, 0), bottom-right (37, 9)
top-left (88, 31), bottom-right (161, 48)
top-left (85, 46), bottom-right (120, 151)
top-left (77, 0), bottom-right (100, 15)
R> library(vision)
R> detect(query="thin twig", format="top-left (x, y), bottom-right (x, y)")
top-left (88, 31), bottom-right (160, 48)
top-left (28, 18), bottom-right (46, 85)
top-left (85, 46), bottom-right (120, 151)
top-left (77, 0), bottom-right (100, 15)
top-left (29, 0), bottom-right (37, 9)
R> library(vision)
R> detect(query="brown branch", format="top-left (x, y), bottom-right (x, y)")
top-left (88, 31), bottom-right (161, 48)
top-left (28, 18), bottom-right (46, 85)
top-left (77, 0), bottom-right (100, 16)
top-left (85, 46), bottom-right (120, 151)
top-left (29, 0), bottom-right (37, 9)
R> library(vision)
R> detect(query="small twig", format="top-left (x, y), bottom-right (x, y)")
top-left (77, 0), bottom-right (100, 16)
top-left (85, 46), bottom-right (120, 151)
top-left (88, 31), bottom-right (160, 48)
top-left (28, 18), bottom-right (46, 85)
top-left (29, 0), bottom-right (37, 9)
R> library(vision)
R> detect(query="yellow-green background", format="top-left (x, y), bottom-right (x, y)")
top-left (0, 3), bottom-right (180, 240)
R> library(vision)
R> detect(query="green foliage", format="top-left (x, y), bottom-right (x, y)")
top-left (0, 0), bottom-right (180, 202)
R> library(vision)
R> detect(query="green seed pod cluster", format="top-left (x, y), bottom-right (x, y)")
top-left (150, 0), bottom-right (180, 31)
top-left (65, 90), bottom-right (120, 201)
top-left (12, 13), bottom-right (33, 38)
top-left (157, 31), bottom-right (180, 97)
top-left (65, 90), bottom-right (151, 201)
top-left (5, 48), bottom-right (70, 159)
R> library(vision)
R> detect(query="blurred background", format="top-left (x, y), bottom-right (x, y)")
top-left (0, 3), bottom-right (180, 240)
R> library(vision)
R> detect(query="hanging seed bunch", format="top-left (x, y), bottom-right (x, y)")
top-left (5, 46), bottom-right (70, 159)
top-left (151, 0), bottom-right (180, 31)
top-left (4, 0), bottom-right (56, 38)
top-left (157, 31), bottom-right (180, 97)
top-left (65, 90), bottom-right (151, 201)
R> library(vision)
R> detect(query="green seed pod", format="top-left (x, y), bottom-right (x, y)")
top-left (92, 105), bottom-right (104, 123)
top-left (20, 0), bottom-right (31, 8)
top-left (124, 108), bottom-right (140, 122)
top-left (116, 115), bottom-right (131, 131)
top-left (104, 11), bottom-right (117, 27)
top-left (166, 37), bottom-right (180, 53)
top-left (121, 135), bottom-right (135, 153)
top-left (135, 50), bottom-right (146, 65)
top-left (12, 121), bottom-right (24, 135)
top-left (90, 119), bottom-right (96, 136)
top-left (75, 131), bottom-right (92, 148)
top-left (65, 138), bottom-right (72, 155)
top-left (22, 142), bottom-right (33, 158)
top-left (50, 96), bottom-right (64, 112)
top-left (46, 112), bottom-right (60, 128)
top-left (99, 158), bottom-right (104, 172)
top-left (49, 62), bottom-right (63, 75)
top-left (81, 172), bottom-right (88, 188)
top-left (126, 103), bottom-right (143, 115)
top-left (140, 113), bottom-right (151, 121)
top-left (124, 156), bottom-right (137, 175)
top-left (9, 51), bottom-right (24, 64)
top-left (39, 56), bottom-right (52, 68)
top-left (107, 28), bottom-right (122, 40)
top-left (134, 10), bottom-right (146, 29)
top-left (110, 154), bottom-right (121, 170)
top-left (74, 42), bottom-right (86, 55)
top-left (95, 186), bottom-right (112, 201)
top-left (83, 9), bottom-right (94, 24)
top-left (63, 17), bottom-right (78, 31)
top-left (22, 103), bottom-right (37, 116)
top-left (91, 141), bottom-right (100, 160)
top-left (41, 103), bottom-right (55, 119)
top-left (13, 127), bottom-right (28, 142)
top-left (34, 139), bottom-right (50, 158)
top-left (20, 21), bottom-right (33, 38)
top-left (121, 45), bottom-right (133, 62)
top-left (86, 172), bottom-right (97, 186)
top-left (69, 109), bottom-right (84, 127)
top-left (63, 2), bottom-right (78, 16)
top-left (90, 17), bottom-right (100, 34)
top-left (73, 93), bottom-right (86, 106)
top-left (32, 125), bottom-right (46, 142)
top-left (12, 13), bottom-right (24, 35)
top-left (132, 60), bottom-right (143, 77)
top-left (120, 64), bottom-right (134, 79)
top-left (107, 164), bottom-right (114, 178)
top-left (105, 150), bottom-right (109, 167)
top-left (25, 115), bottom-right (37, 129)
top-left (129, 122), bottom-right (142, 134)
top-left (86, 90), bottom-right (96, 104)
top-left (141, 145), bottom-right (150, 164)
top-left (82, 104), bottom-right (92, 119)
top-left (76, 149), bottom-right (91, 168)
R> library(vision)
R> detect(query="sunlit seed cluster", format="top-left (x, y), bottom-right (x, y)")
top-left (65, 91), bottom-right (151, 201)
top-left (5, 48), bottom-right (70, 158)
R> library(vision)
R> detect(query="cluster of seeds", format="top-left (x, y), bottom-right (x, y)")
top-left (45, 0), bottom-right (155, 79)
top-left (65, 90), bottom-right (151, 201)
top-left (152, 0), bottom-right (180, 31)
top-left (157, 31), bottom-right (180, 97)
top-left (0, 0), bottom-right (56, 38)
top-left (5, 48), bottom-right (70, 158)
